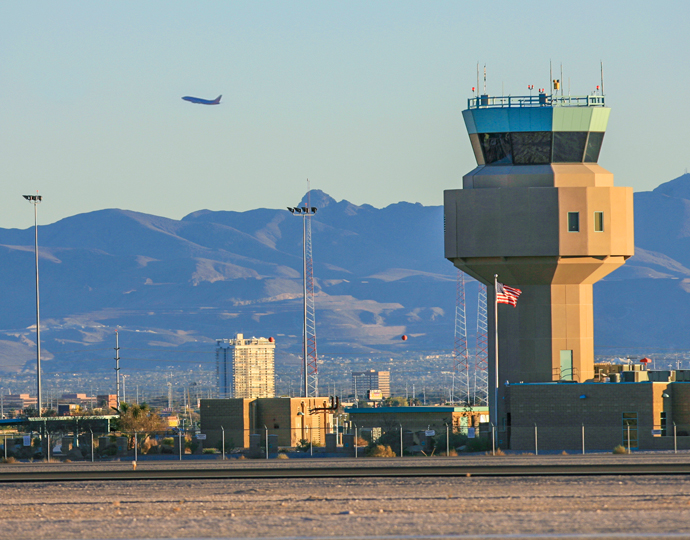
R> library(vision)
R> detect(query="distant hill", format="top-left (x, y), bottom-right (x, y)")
top-left (3, 176), bottom-right (690, 374)
top-left (0, 190), bottom-right (458, 373)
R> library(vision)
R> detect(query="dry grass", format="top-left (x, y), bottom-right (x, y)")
top-left (486, 448), bottom-right (506, 456)
top-left (612, 444), bottom-right (629, 454)
top-left (0, 457), bottom-right (18, 464)
top-left (276, 453), bottom-right (289, 460)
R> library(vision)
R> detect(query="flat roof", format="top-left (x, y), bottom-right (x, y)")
top-left (346, 406), bottom-right (489, 414)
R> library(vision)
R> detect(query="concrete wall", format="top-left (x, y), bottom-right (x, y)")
top-left (199, 398), bottom-right (252, 449)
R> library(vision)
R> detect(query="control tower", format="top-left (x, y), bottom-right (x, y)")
top-left (444, 90), bottom-right (634, 424)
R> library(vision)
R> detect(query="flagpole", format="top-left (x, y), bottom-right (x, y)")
top-left (493, 274), bottom-right (499, 431)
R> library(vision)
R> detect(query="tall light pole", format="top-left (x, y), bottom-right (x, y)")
top-left (23, 193), bottom-right (42, 417)
top-left (287, 194), bottom-right (318, 398)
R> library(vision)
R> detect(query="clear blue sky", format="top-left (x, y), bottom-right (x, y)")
top-left (1, 0), bottom-right (688, 229)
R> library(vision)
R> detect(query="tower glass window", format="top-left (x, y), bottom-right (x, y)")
top-left (585, 132), bottom-right (605, 162)
top-left (553, 132), bottom-right (587, 162)
top-left (568, 212), bottom-right (580, 232)
top-left (594, 212), bottom-right (604, 232)
top-left (512, 132), bottom-right (552, 164)
top-left (479, 133), bottom-right (512, 164)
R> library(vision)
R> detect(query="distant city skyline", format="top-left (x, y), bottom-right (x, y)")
top-left (2, 1), bottom-right (689, 229)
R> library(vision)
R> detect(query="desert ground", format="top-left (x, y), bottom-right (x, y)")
top-left (2, 456), bottom-right (690, 539)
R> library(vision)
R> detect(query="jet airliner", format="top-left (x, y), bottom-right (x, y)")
top-left (182, 95), bottom-right (222, 105)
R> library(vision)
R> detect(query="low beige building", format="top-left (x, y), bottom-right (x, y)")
top-left (346, 405), bottom-right (489, 435)
top-left (200, 397), bottom-right (334, 449)
top-left (507, 378), bottom-right (690, 451)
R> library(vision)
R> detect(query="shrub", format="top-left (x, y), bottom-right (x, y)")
top-left (355, 437), bottom-right (367, 447)
top-left (612, 444), bottom-right (628, 454)
top-left (367, 444), bottom-right (396, 458)
top-left (486, 448), bottom-right (506, 456)
top-left (276, 453), bottom-right (289, 459)
top-left (162, 437), bottom-right (174, 447)
top-left (1, 457), bottom-right (18, 464)
top-left (203, 448), bottom-right (218, 454)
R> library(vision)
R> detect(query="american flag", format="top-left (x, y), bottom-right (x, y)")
top-left (496, 282), bottom-right (522, 307)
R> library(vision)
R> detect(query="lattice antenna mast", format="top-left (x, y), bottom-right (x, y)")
top-left (287, 183), bottom-right (318, 398)
top-left (452, 270), bottom-right (470, 405)
top-left (475, 283), bottom-right (489, 406)
top-left (304, 188), bottom-right (318, 397)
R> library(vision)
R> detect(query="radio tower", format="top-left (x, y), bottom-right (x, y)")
top-left (287, 184), bottom-right (319, 397)
top-left (452, 270), bottom-right (470, 405)
top-left (475, 283), bottom-right (489, 406)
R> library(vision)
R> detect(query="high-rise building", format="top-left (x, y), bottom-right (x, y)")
top-left (352, 370), bottom-right (391, 399)
top-left (216, 334), bottom-right (276, 399)
top-left (444, 87), bottom-right (634, 427)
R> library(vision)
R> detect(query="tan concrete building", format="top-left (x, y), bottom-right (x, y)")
top-left (347, 405), bottom-right (489, 435)
top-left (200, 397), bottom-right (334, 449)
top-left (216, 334), bottom-right (275, 399)
top-left (445, 92), bottom-right (634, 428)
top-left (507, 378), bottom-right (690, 452)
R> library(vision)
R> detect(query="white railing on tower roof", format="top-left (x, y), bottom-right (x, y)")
top-left (467, 94), bottom-right (605, 109)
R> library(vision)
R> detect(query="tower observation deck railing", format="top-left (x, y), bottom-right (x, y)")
top-left (467, 94), bottom-right (605, 109)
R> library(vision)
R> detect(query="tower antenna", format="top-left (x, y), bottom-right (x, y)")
top-left (475, 284), bottom-right (489, 406)
top-left (601, 61), bottom-right (605, 96)
top-left (452, 270), bottom-right (470, 405)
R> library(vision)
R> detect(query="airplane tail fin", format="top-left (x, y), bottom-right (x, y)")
top-left (214, 95), bottom-right (222, 104)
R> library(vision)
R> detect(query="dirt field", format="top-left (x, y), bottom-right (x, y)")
top-left (1, 472), bottom-right (690, 539)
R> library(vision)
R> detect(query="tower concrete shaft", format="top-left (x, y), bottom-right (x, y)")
top-left (445, 91), bottom-right (634, 428)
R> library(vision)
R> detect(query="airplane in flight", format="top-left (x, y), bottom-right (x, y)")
top-left (182, 95), bottom-right (222, 105)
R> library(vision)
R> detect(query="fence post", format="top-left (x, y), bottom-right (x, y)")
top-left (4, 434), bottom-right (7, 460)
top-left (491, 423), bottom-right (495, 456)
top-left (178, 430), bottom-right (182, 461)
top-left (134, 432), bottom-right (138, 462)
top-left (47, 433), bottom-right (50, 461)
top-left (264, 425), bottom-right (268, 460)
top-left (309, 427), bottom-right (313, 457)
top-left (534, 423), bottom-right (538, 456)
top-left (354, 425), bottom-right (358, 459)
top-left (674, 422), bottom-right (677, 454)
top-left (627, 424), bottom-right (631, 454)
top-left (221, 426), bottom-right (225, 460)
top-left (90, 430), bottom-right (94, 462)
top-left (446, 423), bottom-right (449, 457)
top-left (581, 423), bottom-right (585, 455)
top-left (400, 424), bottom-right (403, 458)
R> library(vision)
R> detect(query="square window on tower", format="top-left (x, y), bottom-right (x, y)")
top-left (594, 212), bottom-right (604, 232)
top-left (568, 212), bottom-right (580, 232)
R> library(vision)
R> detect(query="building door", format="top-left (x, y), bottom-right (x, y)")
top-left (560, 350), bottom-right (574, 381)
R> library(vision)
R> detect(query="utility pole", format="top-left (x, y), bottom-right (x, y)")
top-left (114, 331), bottom-right (121, 410)
top-left (121, 375), bottom-right (127, 404)
top-left (23, 193), bottom-right (42, 416)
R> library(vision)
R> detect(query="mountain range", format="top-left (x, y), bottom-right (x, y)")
top-left (2, 175), bottom-right (690, 373)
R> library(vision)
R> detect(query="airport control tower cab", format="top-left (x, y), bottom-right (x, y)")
top-left (444, 83), bottom-right (634, 419)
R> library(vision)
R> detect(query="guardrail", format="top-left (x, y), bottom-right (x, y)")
top-left (467, 94), bottom-right (605, 109)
